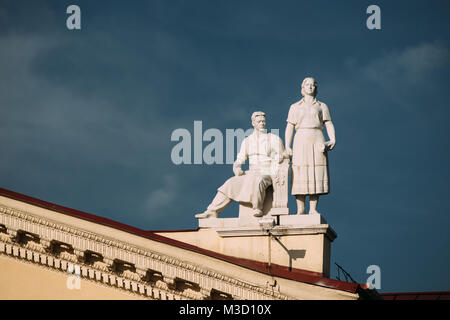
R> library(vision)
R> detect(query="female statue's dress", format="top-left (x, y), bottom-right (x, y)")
top-left (286, 97), bottom-right (331, 195)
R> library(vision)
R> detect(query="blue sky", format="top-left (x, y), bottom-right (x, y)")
top-left (1, 0), bottom-right (449, 293)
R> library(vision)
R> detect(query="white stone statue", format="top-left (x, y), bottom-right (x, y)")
top-left (285, 77), bottom-right (336, 215)
top-left (195, 111), bottom-right (285, 219)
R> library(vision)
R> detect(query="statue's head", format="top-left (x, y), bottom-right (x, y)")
top-left (301, 77), bottom-right (318, 98)
top-left (251, 111), bottom-right (266, 131)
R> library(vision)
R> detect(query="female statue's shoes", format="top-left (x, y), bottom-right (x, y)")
top-left (253, 209), bottom-right (264, 217)
top-left (296, 211), bottom-right (321, 215)
top-left (195, 210), bottom-right (218, 219)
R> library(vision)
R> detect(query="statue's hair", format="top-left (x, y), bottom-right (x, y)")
top-left (251, 111), bottom-right (266, 122)
top-left (301, 77), bottom-right (318, 97)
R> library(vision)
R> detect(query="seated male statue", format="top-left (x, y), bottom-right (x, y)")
top-left (195, 111), bottom-right (285, 219)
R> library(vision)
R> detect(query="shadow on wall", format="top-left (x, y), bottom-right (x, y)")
top-left (272, 235), bottom-right (306, 270)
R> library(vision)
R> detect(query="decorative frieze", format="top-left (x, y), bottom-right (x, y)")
top-left (0, 204), bottom-right (290, 300)
top-left (0, 232), bottom-right (12, 243)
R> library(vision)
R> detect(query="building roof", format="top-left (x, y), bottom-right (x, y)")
top-left (0, 187), bottom-right (367, 294)
top-left (381, 291), bottom-right (450, 300)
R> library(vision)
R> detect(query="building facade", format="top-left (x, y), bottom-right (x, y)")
top-left (0, 187), bottom-right (377, 300)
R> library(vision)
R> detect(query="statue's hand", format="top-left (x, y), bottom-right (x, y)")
top-left (325, 140), bottom-right (336, 151)
top-left (233, 166), bottom-right (244, 176)
top-left (278, 154), bottom-right (284, 164)
top-left (284, 148), bottom-right (293, 157)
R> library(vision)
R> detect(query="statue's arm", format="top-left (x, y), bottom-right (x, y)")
top-left (271, 135), bottom-right (286, 164)
top-left (285, 123), bottom-right (294, 156)
top-left (233, 139), bottom-right (247, 176)
top-left (324, 120), bottom-right (336, 150)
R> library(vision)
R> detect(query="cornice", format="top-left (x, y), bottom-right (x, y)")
top-left (0, 204), bottom-right (290, 300)
top-left (0, 248), bottom-right (149, 299)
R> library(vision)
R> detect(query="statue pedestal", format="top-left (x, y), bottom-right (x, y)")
top-left (167, 157), bottom-right (336, 276)
top-left (160, 214), bottom-right (336, 277)
top-left (197, 211), bottom-right (328, 229)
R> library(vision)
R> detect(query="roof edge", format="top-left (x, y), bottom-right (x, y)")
top-left (381, 291), bottom-right (450, 296)
top-left (0, 186), bottom-right (360, 293)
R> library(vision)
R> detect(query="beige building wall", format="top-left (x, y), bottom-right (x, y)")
top-left (156, 228), bottom-right (332, 276)
top-left (0, 190), bottom-right (367, 300)
top-left (0, 255), bottom-right (143, 300)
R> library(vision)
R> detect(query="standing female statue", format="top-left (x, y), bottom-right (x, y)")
top-left (285, 77), bottom-right (336, 215)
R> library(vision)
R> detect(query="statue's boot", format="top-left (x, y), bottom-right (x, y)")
top-left (195, 192), bottom-right (231, 219)
top-left (195, 210), bottom-right (218, 219)
top-left (253, 209), bottom-right (264, 217)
